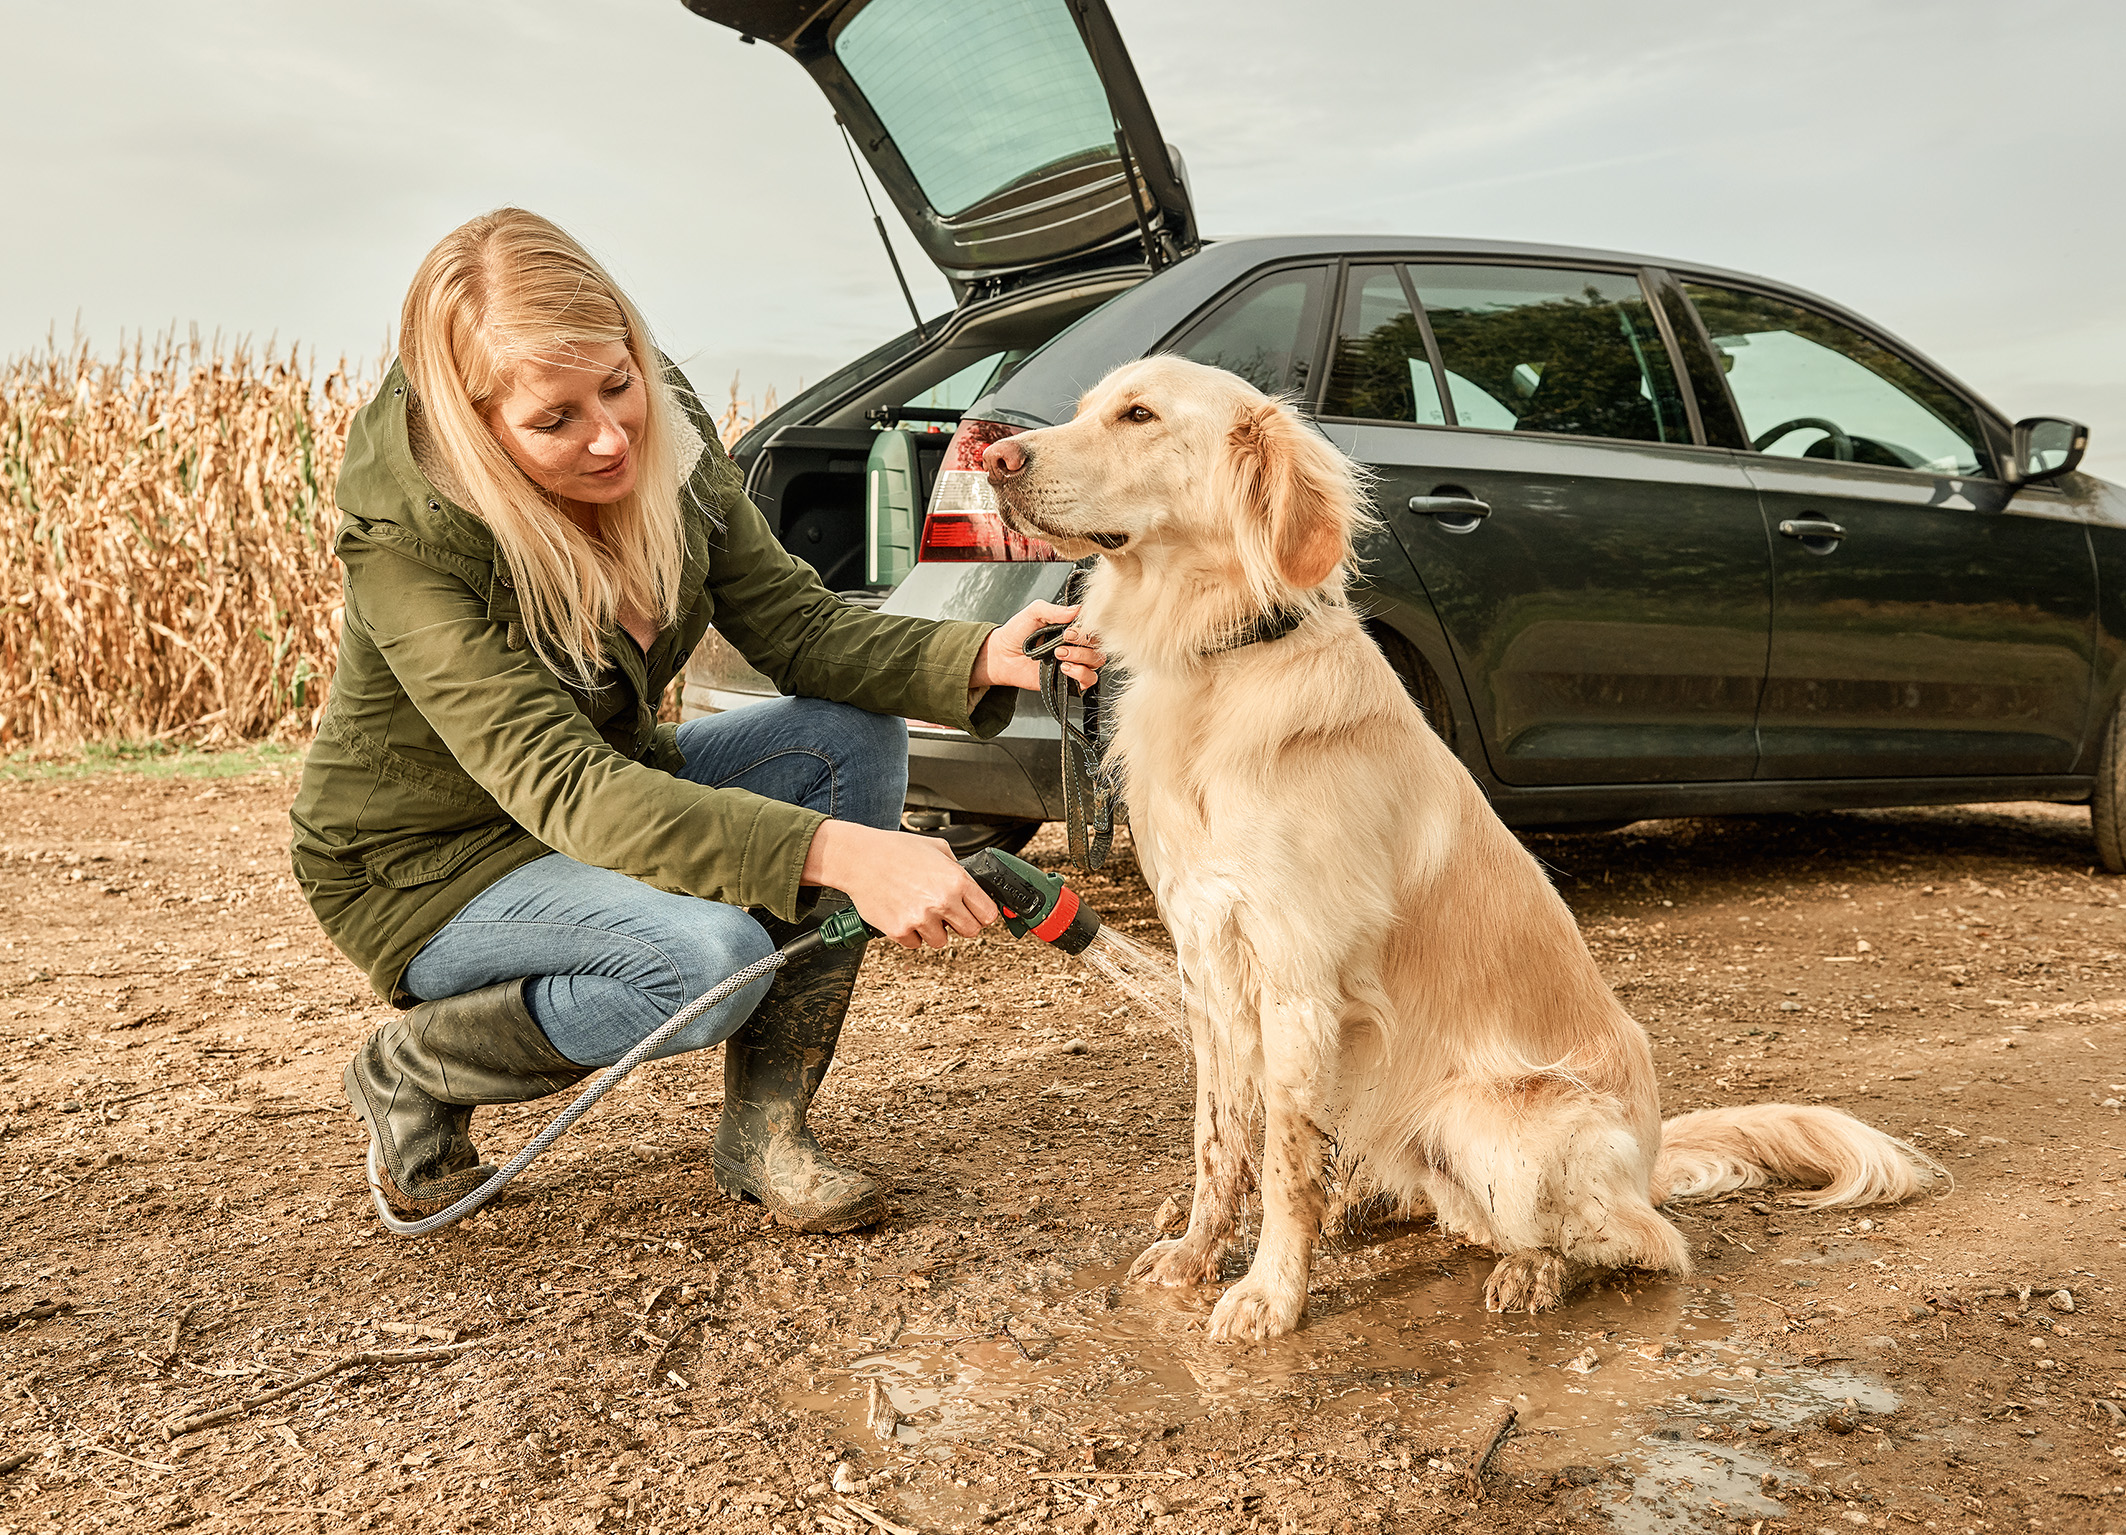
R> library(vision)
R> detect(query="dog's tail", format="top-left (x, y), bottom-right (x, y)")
top-left (1652, 1103), bottom-right (1946, 1209)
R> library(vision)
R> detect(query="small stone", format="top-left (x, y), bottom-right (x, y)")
top-left (1636, 1341), bottom-right (1674, 1360)
top-left (1564, 1348), bottom-right (1600, 1374)
top-left (865, 1379), bottom-right (900, 1442)
top-left (57, 1101), bottom-right (81, 1113)
top-left (2048, 1289), bottom-right (2075, 1313)
top-left (832, 1462), bottom-right (860, 1494)
top-left (1856, 1218), bottom-right (1874, 1232)
top-left (1780, 1001), bottom-right (1803, 1012)
top-left (1843, 1511), bottom-right (1871, 1527)
top-left (1748, 1420), bottom-right (1773, 1434)
top-left (1826, 1406), bottom-right (1859, 1435)
top-left (1152, 1193), bottom-right (1190, 1237)
top-left (1734, 1365), bottom-right (1760, 1379)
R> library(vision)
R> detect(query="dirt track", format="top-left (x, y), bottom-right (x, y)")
top-left (2, 762), bottom-right (2123, 1534)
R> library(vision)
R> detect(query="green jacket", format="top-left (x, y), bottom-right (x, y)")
top-left (290, 362), bottom-right (1011, 1002)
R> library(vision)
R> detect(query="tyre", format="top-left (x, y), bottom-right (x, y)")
top-left (1367, 623), bottom-right (1457, 756)
top-left (903, 810), bottom-right (1040, 858)
top-left (2095, 694), bottom-right (2126, 873)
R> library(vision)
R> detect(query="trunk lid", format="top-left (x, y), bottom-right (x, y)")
top-left (678, 0), bottom-right (1194, 291)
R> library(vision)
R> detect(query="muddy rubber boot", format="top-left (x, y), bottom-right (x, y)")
top-left (343, 980), bottom-right (587, 1216)
top-left (713, 895), bottom-right (884, 1233)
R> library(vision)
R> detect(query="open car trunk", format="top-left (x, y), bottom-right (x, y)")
top-left (678, 0), bottom-right (1193, 294)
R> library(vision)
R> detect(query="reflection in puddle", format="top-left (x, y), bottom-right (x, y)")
top-left (788, 1226), bottom-right (1896, 1531)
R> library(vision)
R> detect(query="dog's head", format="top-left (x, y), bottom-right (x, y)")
top-left (983, 356), bottom-right (1367, 609)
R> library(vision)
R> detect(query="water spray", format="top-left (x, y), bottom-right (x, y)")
top-left (366, 849), bottom-right (1180, 1237)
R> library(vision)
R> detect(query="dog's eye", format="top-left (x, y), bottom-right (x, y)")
top-left (1123, 405), bottom-right (1156, 424)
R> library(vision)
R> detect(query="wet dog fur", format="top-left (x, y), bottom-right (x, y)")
top-left (985, 355), bottom-right (1943, 1342)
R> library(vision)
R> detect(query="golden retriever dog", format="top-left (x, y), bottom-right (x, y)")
top-left (983, 355), bottom-right (1942, 1342)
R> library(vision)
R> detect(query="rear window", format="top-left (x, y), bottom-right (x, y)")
top-left (836, 0), bottom-right (1117, 218)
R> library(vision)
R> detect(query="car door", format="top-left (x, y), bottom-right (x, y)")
top-left (679, 0), bottom-right (1194, 292)
top-left (1681, 281), bottom-right (2098, 779)
top-left (1316, 261), bottom-right (1773, 786)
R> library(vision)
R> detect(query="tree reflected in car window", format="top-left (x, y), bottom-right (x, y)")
top-left (1171, 267), bottom-right (1330, 397)
top-left (1684, 283), bottom-right (1986, 476)
top-left (1322, 266), bottom-right (1445, 424)
top-left (1407, 265), bottom-right (1690, 445)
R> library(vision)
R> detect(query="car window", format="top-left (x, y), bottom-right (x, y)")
top-left (1321, 266), bottom-right (1447, 425)
top-left (1407, 265), bottom-right (1691, 445)
top-left (835, 0), bottom-right (1115, 219)
top-left (908, 351), bottom-right (1015, 414)
top-left (1683, 283), bottom-right (1986, 475)
top-left (1170, 267), bottom-right (1330, 398)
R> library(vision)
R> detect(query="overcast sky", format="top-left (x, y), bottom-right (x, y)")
top-left (8, 0), bottom-right (2122, 477)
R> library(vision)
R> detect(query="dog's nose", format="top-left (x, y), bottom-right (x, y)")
top-left (982, 437), bottom-right (1027, 480)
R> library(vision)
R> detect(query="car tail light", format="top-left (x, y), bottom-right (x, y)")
top-left (918, 418), bottom-right (1058, 563)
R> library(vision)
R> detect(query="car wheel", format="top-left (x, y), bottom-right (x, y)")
top-left (1367, 623), bottom-right (1457, 755)
top-left (2095, 695), bottom-right (2126, 874)
top-left (903, 810), bottom-right (1041, 858)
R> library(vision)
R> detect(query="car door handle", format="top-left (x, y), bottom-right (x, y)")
top-left (1408, 495), bottom-right (1491, 519)
top-left (1778, 517), bottom-right (1846, 541)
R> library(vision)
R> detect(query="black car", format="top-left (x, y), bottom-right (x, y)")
top-left (677, 1), bottom-right (2122, 866)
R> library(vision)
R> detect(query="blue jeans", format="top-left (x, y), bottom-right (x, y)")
top-left (402, 698), bottom-right (907, 1067)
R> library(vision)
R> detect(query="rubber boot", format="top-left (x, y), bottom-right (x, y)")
top-left (713, 895), bottom-right (884, 1233)
top-left (343, 980), bottom-right (588, 1216)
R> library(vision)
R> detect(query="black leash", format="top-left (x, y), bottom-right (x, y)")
top-left (1025, 564), bottom-right (1114, 874)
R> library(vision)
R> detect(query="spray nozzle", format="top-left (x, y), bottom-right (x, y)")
top-left (809, 847), bottom-right (1103, 954)
top-left (962, 846), bottom-right (1103, 954)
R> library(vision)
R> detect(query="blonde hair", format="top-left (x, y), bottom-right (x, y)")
top-left (399, 207), bottom-right (686, 685)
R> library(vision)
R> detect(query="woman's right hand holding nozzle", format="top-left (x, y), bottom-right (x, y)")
top-left (801, 820), bottom-right (999, 949)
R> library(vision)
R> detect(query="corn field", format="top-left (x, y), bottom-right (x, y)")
top-left (0, 333), bottom-right (767, 751)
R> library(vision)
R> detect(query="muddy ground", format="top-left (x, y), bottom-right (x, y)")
top-left (2, 762), bottom-right (2123, 1535)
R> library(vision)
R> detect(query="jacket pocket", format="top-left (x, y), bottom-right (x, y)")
top-left (359, 824), bottom-right (519, 890)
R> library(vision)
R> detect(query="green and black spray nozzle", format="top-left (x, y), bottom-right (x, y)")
top-left (806, 847), bottom-right (1102, 956)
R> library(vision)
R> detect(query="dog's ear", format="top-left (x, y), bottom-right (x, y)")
top-left (1225, 400), bottom-right (1353, 592)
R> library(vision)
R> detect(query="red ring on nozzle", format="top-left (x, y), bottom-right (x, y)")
top-left (1030, 885), bottom-right (1081, 945)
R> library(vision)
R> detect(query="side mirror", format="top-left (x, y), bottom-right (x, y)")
top-left (2008, 416), bottom-right (2088, 485)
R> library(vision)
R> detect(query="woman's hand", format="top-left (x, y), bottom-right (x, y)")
top-left (801, 820), bottom-right (998, 949)
top-left (971, 601), bottom-right (1106, 693)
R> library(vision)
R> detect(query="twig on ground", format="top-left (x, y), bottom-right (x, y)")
top-left (160, 1341), bottom-right (480, 1439)
top-left (1464, 1404), bottom-right (1519, 1498)
top-left (99, 1081), bottom-right (200, 1108)
top-left (0, 1301), bottom-right (74, 1328)
top-left (162, 1303), bottom-right (197, 1360)
top-left (77, 1441), bottom-right (177, 1473)
top-left (1712, 1226), bottom-right (1756, 1253)
top-left (0, 1450), bottom-right (33, 1476)
top-left (841, 1499), bottom-right (922, 1535)
top-left (1029, 1470), bottom-right (1187, 1483)
top-left (997, 1318), bottom-right (1032, 1362)
top-left (649, 1312), bottom-right (711, 1385)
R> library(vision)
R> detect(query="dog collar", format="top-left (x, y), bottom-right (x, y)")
top-left (1201, 605), bottom-right (1309, 656)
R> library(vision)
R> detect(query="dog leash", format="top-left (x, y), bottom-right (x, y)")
top-left (1025, 563), bottom-right (1114, 873)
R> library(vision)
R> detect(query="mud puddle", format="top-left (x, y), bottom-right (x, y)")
top-left (789, 1224), bottom-right (1897, 1530)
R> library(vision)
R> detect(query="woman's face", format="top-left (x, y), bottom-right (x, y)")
top-left (485, 340), bottom-right (647, 507)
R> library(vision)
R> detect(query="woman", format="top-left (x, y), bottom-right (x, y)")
top-left (291, 209), bottom-right (1102, 1233)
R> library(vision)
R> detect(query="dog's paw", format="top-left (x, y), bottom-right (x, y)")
top-left (1128, 1238), bottom-right (1221, 1288)
top-left (1207, 1274), bottom-right (1305, 1342)
top-left (1484, 1250), bottom-right (1585, 1314)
